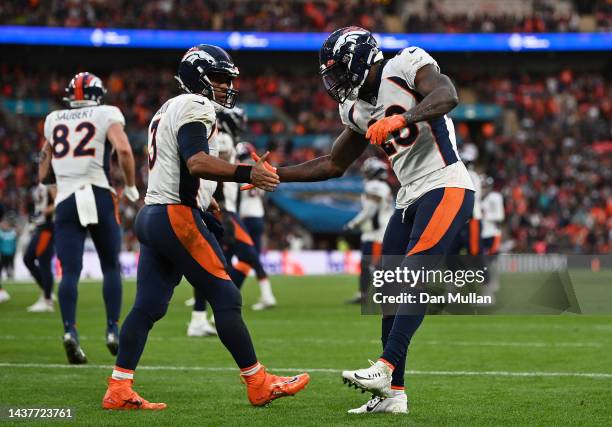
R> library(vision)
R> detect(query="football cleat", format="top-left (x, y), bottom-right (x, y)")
top-left (342, 360), bottom-right (393, 398)
top-left (0, 289), bottom-right (10, 303)
top-left (63, 333), bottom-right (87, 365)
top-left (242, 366), bottom-right (309, 406)
top-left (345, 292), bottom-right (365, 305)
top-left (106, 332), bottom-right (119, 356)
top-left (102, 378), bottom-right (167, 410)
top-left (348, 394), bottom-right (408, 414)
top-left (187, 318), bottom-right (217, 337)
top-left (27, 296), bottom-right (54, 312)
top-left (184, 297), bottom-right (195, 307)
top-left (251, 296), bottom-right (276, 311)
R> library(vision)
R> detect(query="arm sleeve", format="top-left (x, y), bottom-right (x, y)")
top-left (177, 121), bottom-right (209, 162)
top-left (348, 198), bottom-right (379, 228)
top-left (399, 47), bottom-right (440, 89)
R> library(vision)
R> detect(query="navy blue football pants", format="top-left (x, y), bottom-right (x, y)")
top-left (116, 204), bottom-right (257, 370)
top-left (55, 186), bottom-right (122, 336)
top-left (379, 187), bottom-right (474, 388)
top-left (23, 225), bottom-right (55, 300)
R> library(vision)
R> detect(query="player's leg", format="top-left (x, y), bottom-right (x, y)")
top-left (54, 196), bottom-right (88, 364)
top-left (243, 216), bottom-right (264, 253)
top-left (167, 205), bottom-right (308, 406)
top-left (24, 228), bottom-right (55, 312)
top-left (347, 241), bottom-right (373, 304)
top-left (345, 209), bottom-right (413, 413)
top-left (87, 187), bottom-right (123, 355)
top-left (187, 286), bottom-right (217, 337)
top-left (380, 188), bottom-right (474, 393)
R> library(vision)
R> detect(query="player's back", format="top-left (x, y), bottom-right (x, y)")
top-left (240, 187), bottom-right (264, 218)
top-left (44, 105), bottom-right (125, 205)
top-left (145, 93), bottom-right (218, 210)
top-left (360, 179), bottom-right (393, 241)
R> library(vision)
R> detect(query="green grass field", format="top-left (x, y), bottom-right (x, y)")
top-left (1, 274), bottom-right (611, 426)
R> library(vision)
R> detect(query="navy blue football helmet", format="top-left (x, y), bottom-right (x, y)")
top-left (217, 106), bottom-right (247, 139)
top-left (319, 27), bottom-right (382, 103)
top-left (63, 72), bottom-right (106, 108)
top-left (176, 44), bottom-right (239, 108)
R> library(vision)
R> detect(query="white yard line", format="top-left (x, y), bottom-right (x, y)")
top-left (0, 362), bottom-right (611, 379)
top-left (0, 335), bottom-right (605, 348)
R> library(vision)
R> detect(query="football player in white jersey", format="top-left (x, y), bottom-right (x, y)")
top-left (238, 143), bottom-right (266, 250)
top-left (102, 45), bottom-right (308, 410)
top-left (273, 27), bottom-right (475, 414)
top-left (345, 158), bottom-right (393, 304)
top-left (39, 72), bottom-right (139, 364)
top-left (23, 183), bottom-right (56, 312)
top-left (481, 176), bottom-right (505, 255)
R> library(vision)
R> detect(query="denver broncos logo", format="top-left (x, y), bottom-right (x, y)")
top-left (332, 30), bottom-right (368, 55)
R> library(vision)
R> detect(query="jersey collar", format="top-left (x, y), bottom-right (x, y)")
top-left (358, 59), bottom-right (388, 106)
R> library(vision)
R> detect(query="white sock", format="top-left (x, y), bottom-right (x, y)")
top-left (191, 310), bottom-right (207, 323)
top-left (391, 389), bottom-right (406, 397)
top-left (112, 366), bottom-right (134, 380)
top-left (258, 278), bottom-right (274, 301)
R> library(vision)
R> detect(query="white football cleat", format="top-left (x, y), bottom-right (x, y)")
top-left (342, 360), bottom-right (393, 398)
top-left (251, 296), bottom-right (276, 311)
top-left (184, 297), bottom-right (195, 307)
top-left (187, 319), bottom-right (217, 337)
top-left (348, 393), bottom-right (408, 414)
top-left (27, 296), bottom-right (54, 312)
top-left (0, 289), bottom-right (10, 303)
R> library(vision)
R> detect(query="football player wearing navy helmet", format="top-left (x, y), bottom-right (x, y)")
top-left (275, 26), bottom-right (476, 414)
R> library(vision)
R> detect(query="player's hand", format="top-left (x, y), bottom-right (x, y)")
top-left (366, 114), bottom-right (407, 145)
top-left (249, 151), bottom-right (279, 192)
top-left (208, 197), bottom-right (220, 213)
top-left (242, 152), bottom-right (277, 191)
top-left (123, 185), bottom-right (140, 202)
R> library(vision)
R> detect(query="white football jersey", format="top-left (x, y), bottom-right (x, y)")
top-left (44, 105), bottom-right (125, 205)
top-left (214, 131), bottom-right (239, 213)
top-left (240, 187), bottom-right (265, 218)
top-left (339, 47), bottom-right (473, 209)
top-left (468, 169), bottom-right (482, 220)
top-left (481, 191), bottom-right (505, 238)
top-left (144, 94), bottom-right (219, 210)
top-left (351, 179), bottom-right (394, 242)
top-left (32, 184), bottom-right (53, 225)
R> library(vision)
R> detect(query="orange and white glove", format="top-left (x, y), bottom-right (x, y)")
top-left (365, 114), bottom-right (407, 146)
top-left (240, 152), bottom-right (277, 191)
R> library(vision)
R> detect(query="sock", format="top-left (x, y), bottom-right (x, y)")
top-left (58, 273), bottom-right (79, 333)
top-left (112, 366), bottom-right (134, 381)
top-left (240, 362), bottom-right (263, 382)
top-left (191, 310), bottom-right (208, 323)
top-left (391, 386), bottom-right (406, 397)
top-left (102, 268), bottom-right (122, 329)
top-left (258, 278), bottom-right (274, 301)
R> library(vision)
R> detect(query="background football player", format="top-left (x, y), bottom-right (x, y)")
top-left (344, 157), bottom-right (393, 305)
top-left (23, 183), bottom-right (56, 312)
top-left (39, 72), bottom-right (140, 364)
top-left (102, 45), bottom-right (308, 410)
top-left (272, 27), bottom-right (475, 414)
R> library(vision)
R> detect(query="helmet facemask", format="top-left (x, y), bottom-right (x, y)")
top-left (202, 71), bottom-right (239, 109)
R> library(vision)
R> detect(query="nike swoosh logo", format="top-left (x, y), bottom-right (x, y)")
top-left (408, 48), bottom-right (417, 53)
top-left (123, 399), bottom-right (142, 407)
top-left (192, 100), bottom-right (207, 106)
top-left (366, 401), bottom-right (381, 412)
top-left (353, 373), bottom-right (370, 381)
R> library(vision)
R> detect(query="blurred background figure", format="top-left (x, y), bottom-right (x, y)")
top-left (0, 218), bottom-right (18, 282)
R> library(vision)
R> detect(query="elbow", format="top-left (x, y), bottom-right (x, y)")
top-left (448, 93), bottom-right (459, 109)
top-left (330, 164), bottom-right (345, 179)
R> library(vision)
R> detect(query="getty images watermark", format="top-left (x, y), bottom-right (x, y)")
top-left (372, 266), bottom-right (489, 304)
top-left (360, 254), bottom-right (612, 315)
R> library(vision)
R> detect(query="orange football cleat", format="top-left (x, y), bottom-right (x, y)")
top-left (242, 366), bottom-right (310, 406)
top-left (102, 378), bottom-right (167, 410)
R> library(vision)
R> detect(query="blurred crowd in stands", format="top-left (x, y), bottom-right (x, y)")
top-left (0, 62), bottom-right (610, 253)
top-left (1, 0), bottom-right (610, 33)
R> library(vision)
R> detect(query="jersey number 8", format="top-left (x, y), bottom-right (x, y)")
top-left (51, 122), bottom-right (96, 158)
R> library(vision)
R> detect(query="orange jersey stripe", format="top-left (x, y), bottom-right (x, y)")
top-left (167, 205), bottom-right (230, 280)
top-left (490, 235), bottom-right (501, 255)
top-left (469, 219), bottom-right (480, 256)
top-left (231, 217), bottom-right (255, 246)
top-left (407, 188), bottom-right (465, 256)
top-left (35, 230), bottom-right (52, 257)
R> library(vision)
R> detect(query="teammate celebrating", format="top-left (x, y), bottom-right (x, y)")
top-left (39, 72), bottom-right (139, 364)
top-left (23, 183), bottom-right (56, 312)
top-left (344, 158), bottom-right (393, 305)
top-left (102, 45), bottom-right (308, 410)
top-left (274, 27), bottom-right (474, 414)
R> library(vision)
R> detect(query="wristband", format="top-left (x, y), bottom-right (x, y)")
top-left (233, 165), bottom-right (253, 183)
